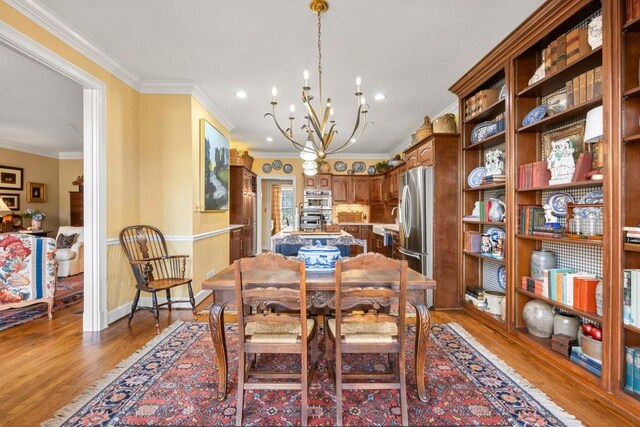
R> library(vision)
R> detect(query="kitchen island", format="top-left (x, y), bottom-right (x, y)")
top-left (271, 229), bottom-right (353, 256)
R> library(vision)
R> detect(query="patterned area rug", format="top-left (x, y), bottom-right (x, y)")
top-left (45, 321), bottom-right (583, 426)
top-left (0, 273), bottom-right (83, 331)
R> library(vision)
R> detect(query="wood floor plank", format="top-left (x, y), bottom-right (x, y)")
top-left (0, 301), bottom-right (636, 426)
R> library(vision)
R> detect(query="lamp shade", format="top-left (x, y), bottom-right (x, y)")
top-left (299, 141), bottom-right (318, 161)
top-left (303, 168), bottom-right (318, 177)
top-left (0, 198), bottom-right (10, 214)
top-left (584, 106), bottom-right (603, 143)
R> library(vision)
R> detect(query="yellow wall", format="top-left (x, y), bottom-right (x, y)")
top-left (58, 159), bottom-right (83, 225)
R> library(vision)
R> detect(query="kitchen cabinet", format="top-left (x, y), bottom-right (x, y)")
top-left (230, 165), bottom-right (257, 258)
top-left (369, 176), bottom-right (384, 205)
top-left (332, 176), bottom-right (350, 203)
top-left (229, 227), bottom-right (243, 264)
top-left (351, 177), bottom-right (370, 204)
top-left (304, 173), bottom-right (332, 190)
top-left (385, 166), bottom-right (404, 205)
top-left (372, 233), bottom-right (387, 255)
top-left (417, 140), bottom-right (434, 166)
top-left (404, 148), bottom-right (419, 169)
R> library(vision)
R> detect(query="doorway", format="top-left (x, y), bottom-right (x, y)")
top-left (0, 22), bottom-right (107, 331)
top-left (256, 176), bottom-right (297, 252)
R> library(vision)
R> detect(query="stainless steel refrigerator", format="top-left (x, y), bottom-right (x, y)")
top-left (398, 166), bottom-right (434, 307)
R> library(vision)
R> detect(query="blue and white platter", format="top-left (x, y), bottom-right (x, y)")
top-left (334, 161), bottom-right (347, 172)
top-left (471, 121), bottom-right (499, 144)
top-left (547, 192), bottom-right (575, 216)
top-left (522, 105), bottom-right (548, 127)
top-left (352, 161), bottom-right (366, 173)
top-left (262, 163), bottom-right (272, 173)
top-left (297, 241), bottom-right (341, 272)
top-left (497, 265), bottom-right (507, 290)
top-left (467, 166), bottom-right (487, 188)
top-left (579, 190), bottom-right (604, 204)
top-left (283, 163), bottom-right (293, 174)
top-left (271, 159), bottom-right (282, 170)
top-left (486, 227), bottom-right (506, 245)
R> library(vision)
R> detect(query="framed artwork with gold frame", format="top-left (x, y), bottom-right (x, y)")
top-left (542, 122), bottom-right (585, 163)
top-left (200, 119), bottom-right (229, 211)
top-left (27, 182), bottom-right (46, 203)
top-left (0, 193), bottom-right (20, 211)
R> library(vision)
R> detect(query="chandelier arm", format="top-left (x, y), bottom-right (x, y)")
top-left (322, 123), bottom-right (338, 149)
top-left (327, 121), bottom-right (374, 154)
top-left (264, 112), bottom-right (306, 151)
top-left (327, 103), bottom-right (365, 151)
top-left (303, 102), bottom-right (325, 149)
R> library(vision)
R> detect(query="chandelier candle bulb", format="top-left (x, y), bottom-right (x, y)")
top-left (271, 86), bottom-right (278, 102)
top-left (356, 76), bottom-right (362, 92)
top-left (304, 69), bottom-right (310, 86)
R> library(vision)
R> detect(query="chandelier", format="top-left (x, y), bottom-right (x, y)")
top-left (265, 0), bottom-right (372, 176)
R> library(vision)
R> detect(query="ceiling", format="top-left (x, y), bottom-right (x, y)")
top-left (6, 0), bottom-right (545, 157)
top-left (0, 42), bottom-right (83, 157)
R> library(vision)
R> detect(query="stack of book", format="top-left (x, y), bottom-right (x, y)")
top-left (626, 0), bottom-right (640, 23)
top-left (624, 226), bottom-right (640, 245)
top-left (565, 66), bottom-right (603, 108)
top-left (622, 269), bottom-right (640, 327)
top-left (571, 346), bottom-right (602, 377)
top-left (483, 174), bottom-right (505, 184)
top-left (464, 287), bottom-right (484, 308)
top-left (518, 205), bottom-right (563, 238)
top-left (521, 276), bottom-right (544, 294)
top-left (464, 89), bottom-right (500, 121)
top-left (542, 28), bottom-right (591, 77)
top-left (521, 271), bottom-right (599, 312)
top-left (625, 346), bottom-right (640, 395)
top-left (518, 162), bottom-right (551, 189)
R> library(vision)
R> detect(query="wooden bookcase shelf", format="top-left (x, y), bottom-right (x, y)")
top-left (625, 243), bottom-right (640, 252)
top-left (624, 133), bottom-right (640, 143)
top-left (516, 288), bottom-right (602, 323)
top-left (462, 219), bottom-right (505, 226)
top-left (463, 131), bottom-right (506, 151)
top-left (516, 234), bottom-right (603, 247)
top-left (464, 99), bottom-right (505, 124)
top-left (463, 251), bottom-right (506, 264)
top-left (624, 16), bottom-right (640, 32)
top-left (624, 324), bottom-right (640, 334)
top-left (463, 300), bottom-right (505, 326)
top-left (624, 86), bottom-right (640, 98)
top-left (517, 97), bottom-right (602, 133)
top-left (463, 183), bottom-right (506, 192)
top-left (517, 180), bottom-right (602, 192)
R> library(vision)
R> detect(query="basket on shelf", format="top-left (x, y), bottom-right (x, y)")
top-left (415, 116), bottom-right (433, 141)
top-left (230, 149), bottom-right (254, 170)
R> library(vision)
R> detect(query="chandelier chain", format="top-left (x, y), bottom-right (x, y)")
top-left (317, 11), bottom-right (323, 108)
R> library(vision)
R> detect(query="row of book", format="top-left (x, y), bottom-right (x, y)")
top-left (464, 88), bottom-right (500, 121)
top-left (464, 287), bottom-right (485, 308)
top-left (564, 66), bottom-right (603, 108)
top-left (518, 205), bottom-right (563, 238)
top-left (626, 0), bottom-right (640, 23)
top-left (542, 28), bottom-right (591, 77)
top-left (622, 269), bottom-right (640, 328)
top-left (624, 226), bottom-right (640, 245)
top-left (572, 346), bottom-right (602, 377)
top-left (482, 174), bottom-right (505, 184)
top-left (518, 162), bottom-right (550, 189)
top-left (521, 270), bottom-right (600, 313)
top-left (625, 347), bottom-right (640, 395)
top-left (476, 200), bottom-right (503, 222)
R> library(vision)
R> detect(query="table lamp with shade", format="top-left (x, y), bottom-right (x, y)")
top-left (584, 105), bottom-right (604, 177)
top-left (0, 198), bottom-right (13, 233)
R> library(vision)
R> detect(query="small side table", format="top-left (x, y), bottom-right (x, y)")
top-left (17, 230), bottom-right (52, 238)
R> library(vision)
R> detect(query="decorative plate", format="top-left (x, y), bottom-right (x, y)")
top-left (334, 161), bottom-right (347, 172)
top-left (486, 227), bottom-right (506, 245)
top-left (283, 163), bottom-right (293, 174)
top-left (546, 90), bottom-right (568, 116)
top-left (471, 121), bottom-right (499, 144)
top-left (467, 166), bottom-right (487, 188)
top-left (262, 163), bottom-right (272, 173)
top-left (546, 192), bottom-right (575, 216)
top-left (367, 165), bottom-right (377, 175)
top-left (352, 161), bottom-right (366, 173)
top-left (522, 105), bottom-right (548, 127)
top-left (579, 190), bottom-right (604, 204)
top-left (497, 265), bottom-right (507, 290)
top-left (271, 159), bottom-right (282, 170)
top-left (499, 84), bottom-right (507, 100)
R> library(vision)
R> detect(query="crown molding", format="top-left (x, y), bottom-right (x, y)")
top-left (389, 135), bottom-right (413, 156)
top-left (192, 84), bottom-right (236, 132)
top-left (5, 0), bottom-right (142, 90)
top-left (0, 138), bottom-right (83, 159)
top-left (58, 151), bottom-right (83, 159)
top-left (250, 151), bottom-right (389, 159)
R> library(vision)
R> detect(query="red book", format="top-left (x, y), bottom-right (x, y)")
top-left (572, 152), bottom-right (593, 182)
top-left (580, 278), bottom-right (600, 313)
top-left (574, 278), bottom-right (583, 310)
top-left (532, 161), bottom-right (551, 187)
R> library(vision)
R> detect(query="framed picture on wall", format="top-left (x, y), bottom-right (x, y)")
top-left (0, 194), bottom-right (20, 211)
top-left (0, 165), bottom-right (23, 190)
top-left (200, 118), bottom-right (229, 211)
top-left (27, 182), bottom-right (46, 203)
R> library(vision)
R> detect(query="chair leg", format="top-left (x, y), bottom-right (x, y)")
top-left (187, 282), bottom-right (197, 317)
top-left (336, 346), bottom-right (343, 427)
top-left (398, 350), bottom-right (409, 426)
top-left (165, 289), bottom-right (172, 310)
top-left (301, 349), bottom-right (309, 426)
top-left (129, 290), bottom-right (141, 324)
top-left (236, 348), bottom-right (246, 427)
top-left (152, 291), bottom-right (160, 334)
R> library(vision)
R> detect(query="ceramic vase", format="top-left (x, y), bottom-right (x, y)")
top-left (500, 297), bottom-right (506, 321)
top-left (530, 250), bottom-right (556, 281)
top-left (553, 312), bottom-right (580, 338)
top-left (319, 162), bottom-right (330, 173)
top-left (31, 219), bottom-right (42, 230)
top-left (522, 300), bottom-right (555, 338)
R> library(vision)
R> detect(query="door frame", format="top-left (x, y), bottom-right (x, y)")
top-left (256, 176), bottom-right (297, 252)
top-left (0, 22), bottom-right (108, 331)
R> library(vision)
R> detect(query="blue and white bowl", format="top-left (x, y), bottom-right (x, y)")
top-left (297, 241), bottom-right (341, 272)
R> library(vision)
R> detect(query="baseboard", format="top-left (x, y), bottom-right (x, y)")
top-left (107, 290), bottom-right (209, 324)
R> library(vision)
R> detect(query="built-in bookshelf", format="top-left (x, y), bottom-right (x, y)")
top-left (452, 0), bottom-right (640, 420)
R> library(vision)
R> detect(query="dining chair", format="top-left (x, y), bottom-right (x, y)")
top-left (271, 234), bottom-right (312, 252)
top-left (119, 225), bottom-right (196, 333)
top-left (234, 253), bottom-right (318, 426)
top-left (327, 235), bottom-right (367, 255)
top-left (326, 252), bottom-right (408, 426)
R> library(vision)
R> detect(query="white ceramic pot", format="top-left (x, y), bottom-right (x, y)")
top-left (297, 241), bottom-right (341, 272)
top-left (522, 300), bottom-right (555, 338)
top-left (553, 313), bottom-right (580, 338)
top-left (500, 297), bottom-right (507, 321)
top-left (485, 290), bottom-right (505, 316)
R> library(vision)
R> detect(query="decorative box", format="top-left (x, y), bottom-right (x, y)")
top-left (297, 241), bottom-right (341, 272)
top-left (551, 333), bottom-right (578, 357)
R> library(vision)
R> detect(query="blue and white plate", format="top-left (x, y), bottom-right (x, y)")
top-left (262, 163), bottom-right (272, 173)
top-left (497, 265), bottom-right (507, 290)
top-left (522, 105), bottom-right (548, 127)
top-left (547, 192), bottom-right (574, 217)
top-left (352, 161), bottom-right (366, 173)
top-left (499, 84), bottom-right (507, 100)
top-left (271, 159), bottom-right (282, 170)
top-left (579, 190), bottom-right (604, 204)
top-left (367, 165), bottom-right (377, 175)
top-left (334, 161), bottom-right (347, 172)
top-left (283, 163), bottom-right (293, 174)
top-left (467, 166), bottom-right (487, 188)
top-left (471, 121), bottom-right (499, 144)
top-left (486, 227), bottom-right (506, 245)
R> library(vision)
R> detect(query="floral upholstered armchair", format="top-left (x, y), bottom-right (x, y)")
top-left (0, 234), bottom-right (57, 318)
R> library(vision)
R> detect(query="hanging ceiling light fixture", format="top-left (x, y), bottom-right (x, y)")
top-left (265, 0), bottom-right (373, 176)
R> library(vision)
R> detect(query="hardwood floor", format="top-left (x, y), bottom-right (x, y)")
top-left (0, 300), bottom-right (636, 426)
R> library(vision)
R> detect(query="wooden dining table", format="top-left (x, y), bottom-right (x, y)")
top-left (202, 262), bottom-right (435, 403)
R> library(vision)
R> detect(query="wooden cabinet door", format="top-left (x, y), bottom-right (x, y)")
top-left (405, 148), bottom-right (418, 169)
top-left (360, 225), bottom-right (372, 253)
top-left (417, 140), bottom-right (434, 166)
top-left (332, 176), bottom-right (350, 203)
top-left (316, 174), bottom-right (332, 190)
top-left (304, 176), bottom-right (317, 189)
top-left (351, 177), bottom-right (370, 204)
top-left (229, 228), bottom-right (243, 263)
top-left (369, 176), bottom-right (384, 205)
top-left (387, 170), bottom-right (399, 203)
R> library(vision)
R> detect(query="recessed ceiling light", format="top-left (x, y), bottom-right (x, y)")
top-left (235, 90), bottom-right (248, 99)
top-left (266, 137), bottom-right (273, 142)
top-left (374, 93), bottom-right (387, 101)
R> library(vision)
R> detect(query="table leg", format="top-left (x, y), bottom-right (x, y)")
top-left (411, 302), bottom-right (432, 403)
top-left (208, 301), bottom-right (230, 401)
